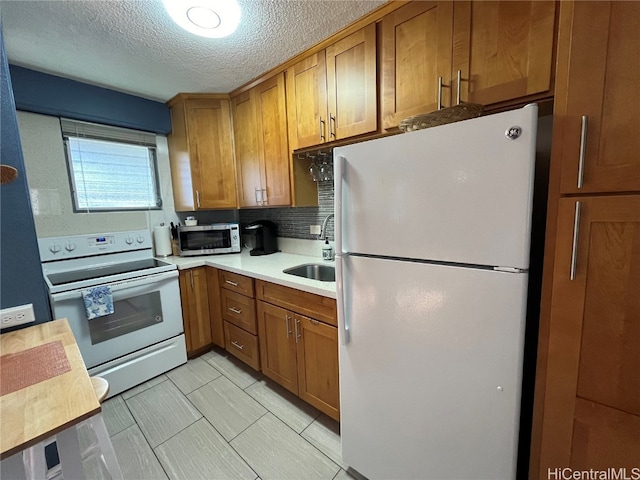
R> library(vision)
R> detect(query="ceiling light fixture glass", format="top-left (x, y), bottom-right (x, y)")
top-left (163, 0), bottom-right (241, 38)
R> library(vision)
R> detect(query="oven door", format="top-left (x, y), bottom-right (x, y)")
top-left (49, 270), bottom-right (183, 369)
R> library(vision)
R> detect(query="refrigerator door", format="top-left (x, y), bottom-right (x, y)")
top-left (334, 105), bottom-right (537, 270)
top-left (338, 254), bottom-right (527, 480)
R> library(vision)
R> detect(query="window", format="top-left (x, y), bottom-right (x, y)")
top-left (61, 118), bottom-right (162, 211)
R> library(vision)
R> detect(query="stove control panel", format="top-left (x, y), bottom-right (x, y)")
top-left (38, 230), bottom-right (152, 262)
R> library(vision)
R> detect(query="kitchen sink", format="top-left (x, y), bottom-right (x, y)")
top-left (283, 263), bottom-right (335, 282)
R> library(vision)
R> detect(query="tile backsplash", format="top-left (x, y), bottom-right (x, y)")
top-left (239, 179), bottom-right (334, 240)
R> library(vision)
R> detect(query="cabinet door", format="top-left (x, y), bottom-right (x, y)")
top-left (206, 267), bottom-right (224, 348)
top-left (286, 51), bottom-right (328, 150)
top-left (380, 1), bottom-right (454, 130)
top-left (556, 1), bottom-right (640, 194)
top-left (452, 1), bottom-right (556, 107)
top-left (296, 315), bottom-right (340, 421)
top-left (180, 267), bottom-right (212, 356)
top-left (539, 195), bottom-right (640, 470)
top-left (186, 98), bottom-right (237, 209)
top-left (326, 23), bottom-right (377, 140)
top-left (254, 73), bottom-right (291, 206)
top-left (256, 301), bottom-right (298, 395)
top-left (231, 90), bottom-right (261, 207)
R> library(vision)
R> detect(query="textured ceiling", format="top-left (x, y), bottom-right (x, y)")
top-left (0, 0), bottom-right (385, 102)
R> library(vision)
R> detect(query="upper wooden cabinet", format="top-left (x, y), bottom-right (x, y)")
top-left (231, 74), bottom-right (291, 207)
top-left (555, 1), bottom-right (640, 194)
top-left (452, 1), bottom-right (557, 108)
top-left (287, 24), bottom-right (377, 149)
top-left (380, 1), bottom-right (557, 130)
top-left (380, 1), bottom-right (454, 130)
top-left (167, 95), bottom-right (237, 211)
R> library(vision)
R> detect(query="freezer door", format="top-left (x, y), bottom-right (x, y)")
top-left (334, 105), bottom-right (537, 270)
top-left (338, 255), bottom-right (527, 479)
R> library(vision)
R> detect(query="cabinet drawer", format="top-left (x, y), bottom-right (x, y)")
top-left (224, 321), bottom-right (260, 371)
top-left (256, 280), bottom-right (337, 326)
top-left (219, 270), bottom-right (255, 297)
top-left (221, 289), bottom-right (257, 334)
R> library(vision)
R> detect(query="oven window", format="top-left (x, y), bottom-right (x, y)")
top-left (88, 291), bottom-right (163, 344)
top-left (180, 230), bottom-right (231, 250)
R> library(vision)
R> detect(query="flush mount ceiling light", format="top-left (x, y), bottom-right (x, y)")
top-left (163, 0), bottom-right (241, 38)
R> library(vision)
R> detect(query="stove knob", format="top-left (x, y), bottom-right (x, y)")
top-left (137, 235), bottom-right (145, 244)
top-left (65, 242), bottom-right (76, 252)
top-left (49, 243), bottom-right (61, 254)
top-left (125, 236), bottom-right (134, 245)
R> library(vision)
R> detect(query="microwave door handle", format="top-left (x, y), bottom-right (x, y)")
top-left (50, 270), bottom-right (178, 302)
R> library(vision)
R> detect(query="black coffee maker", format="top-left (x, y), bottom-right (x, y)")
top-left (243, 220), bottom-right (278, 256)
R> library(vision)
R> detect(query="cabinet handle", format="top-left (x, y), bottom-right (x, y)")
top-left (577, 115), bottom-right (588, 189)
top-left (570, 201), bottom-right (582, 280)
top-left (228, 307), bottom-right (242, 314)
top-left (190, 270), bottom-right (194, 290)
top-left (195, 190), bottom-right (201, 209)
top-left (329, 114), bottom-right (336, 139)
top-left (319, 116), bottom-right (326, 141)
top-left (456, 70), bottom-right (462, 106)
top-left (437, 76), bottom-right (449, 111)
top-left (294, 318), bottom-right (301, 343)
top-left (310, 318), bottom-right (320, 325)
top-left (285, 315), bottom-right (292, 338)
top-left (225, 280), bottom-right (238, 287)
top-left (231, 341), bottom-right (244, 350)
top-left (255, 187), bottom-right (261, 205)
top-left (262, 188), bottom-right (268, 205)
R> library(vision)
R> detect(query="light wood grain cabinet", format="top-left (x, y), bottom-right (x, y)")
top-left (167, 94), bottom-right (237, 211)
top-left (380, 1), bottom-right (556, 130)
top-left (178, 267), bottom-right (212, 356)
top-left (256, 280), bottom-right (339, 420)
top-left (287, 24), bottom-right (377, 149)
top-left (554, 1), bottom-right (640, 194)
top-left (231, 73), bottom-right (291, 207)
top-left (206, 267), bottom-right (225, 348)
top-left (537, 195), bottom-right (640, 472)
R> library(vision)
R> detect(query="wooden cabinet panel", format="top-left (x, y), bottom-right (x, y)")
top-left (221, 289), bottom-right (257, 335)
top-left (286, 52), bottom-right (328, 150)
top-left (571, 399), bottom-right (640, 469)
top-left (254, 74), bottom-right (291, 206)
top-left (231, 90), bottom-right (261, 207)
top-left (224, 321), bottom-right (260, 371)
top-left (257, 301), bottom-right (298, 394)
top-left (168, 95), bottom-right (237, 211)
top-left (218, 270), bottom-right (255, 298)
top-left (452, 1), bottom-right (556, 108)
top-left (539, 195), bottom-right (640, 470)
top-left (380, 1), bottom-right (454, 130)
top-left (296, 315), bottom-right (340, 421)
top-left (179, 267), bottom-right (212, 356)
top-left (206, 267), bottom-right (224, 348)
top-left (556, 1), bottom-right (640, 194)
top-left (326, 23), bottom-right (377, 139)
top-left (255, 280), bottom-right (337, 326)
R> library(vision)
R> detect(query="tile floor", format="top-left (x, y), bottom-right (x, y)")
top-left (95, 348), bottom-right (361, 480)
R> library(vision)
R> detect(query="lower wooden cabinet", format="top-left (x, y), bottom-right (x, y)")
top-left (178, 267), bottom-right (212, 357)
top-left (257, 298), bottom-right (340, 421)
top-left (224, 321), bottom-right (260, 371)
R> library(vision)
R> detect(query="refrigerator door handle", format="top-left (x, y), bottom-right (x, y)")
top-left (335, 253), bottom-right (350, 345)
top-left (335, 155), bottom-right (345, 255)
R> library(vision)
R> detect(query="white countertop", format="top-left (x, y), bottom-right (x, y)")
top-left (158, 249), bottom-right (336, 299)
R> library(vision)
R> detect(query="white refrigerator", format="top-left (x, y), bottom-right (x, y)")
top-left (334, 105), bottom-right (538, 480)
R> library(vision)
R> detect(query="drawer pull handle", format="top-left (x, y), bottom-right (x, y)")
top-left (228, 307), bottom-right (242, 314)
top-left (225, 280), bottom-right (238, 287)
top-left (577, 115), bottom-right (588, 188)
top-left (570, 201), bottom-right (581, 280)
top-left (310, 319), bottom-right (320, 325)
top-left (294, 318), bottom-right (301, 343)
top-left (285, 315), bottom-right (292, 338)
top-left (231, 341), bottom-right (244, 350)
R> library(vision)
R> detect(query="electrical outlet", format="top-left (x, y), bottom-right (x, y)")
top-left (0, 304), bottom-right (35, 329)
top-left (310, 225), bottom-right (321, 235)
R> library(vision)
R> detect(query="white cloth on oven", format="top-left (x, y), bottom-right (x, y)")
top-left (82, 286), bottom-right (114, 320)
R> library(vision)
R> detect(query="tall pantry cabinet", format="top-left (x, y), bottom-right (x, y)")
top-left (532, 1), bottom-right (640, 477)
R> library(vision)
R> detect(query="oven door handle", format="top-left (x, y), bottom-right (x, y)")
top-left (50, 270), bottom-right (178, 302)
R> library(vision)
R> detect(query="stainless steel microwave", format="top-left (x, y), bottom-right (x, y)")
top-left (177, 223), bottom-right (241, 256)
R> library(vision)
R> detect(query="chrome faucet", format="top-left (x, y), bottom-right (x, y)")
top-left (319, 213), bottom-right (334, 240)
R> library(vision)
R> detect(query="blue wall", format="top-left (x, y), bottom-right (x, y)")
top-left (9, 65), bottom-right (171, 134)
top-left (1, 30), bottom-right (51, 325)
